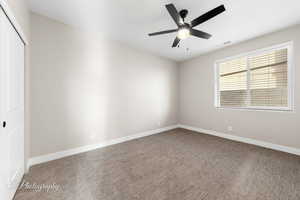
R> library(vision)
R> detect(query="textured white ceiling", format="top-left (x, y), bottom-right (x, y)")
top-left (28, 0), bottom-right (300, 61)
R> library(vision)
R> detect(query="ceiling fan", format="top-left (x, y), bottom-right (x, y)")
top-left (148, 4), bottom-right (226, 48)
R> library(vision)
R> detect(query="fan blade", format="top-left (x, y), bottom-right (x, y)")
top-left (190, 29), bottom-right (212, 39)
top-left (172, 37), bottom-right (180, 48)
top-left (166, 4), bottom-right (183, 27)
top-left (148, 29), bottom-right (178, 36)
top-left (191, 5), bottom-right (225, 27)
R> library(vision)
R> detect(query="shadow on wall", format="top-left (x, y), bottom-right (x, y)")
top-left (30, 13), bottom-right (178, 158)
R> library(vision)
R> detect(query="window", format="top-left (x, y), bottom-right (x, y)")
top-left (215, 42), bottom-right (293, 111)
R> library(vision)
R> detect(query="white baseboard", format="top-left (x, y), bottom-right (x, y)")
top-left (179, 124), bottom-right (300, 156)
top-left (27, 125), bottom-right (178, 171)
top-left (27, 124), bottom-right (300, 172)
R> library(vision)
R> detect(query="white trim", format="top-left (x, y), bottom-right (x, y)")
top-left (27, 125), bottom-right (178, 171)
top-left (179, 124), bottom-right (300, 156)
top-left (287, 42), bottom-right (295, 111)
top-left (0, 0), bottom-right (28, 45)
top-left (246, 55), bottom-right (251, 106)
top-left (215, 41), bottom-right (293, 64)
top-left (214, 41), bottom-right (294, 112)
top-left (215, 106), bottom-right (294, 112)
top-left (214, 62), bottom-right (220, 107)
top-left (27, 124), bottom-right (300, 171)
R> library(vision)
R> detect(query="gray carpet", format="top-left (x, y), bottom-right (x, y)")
top-left (15, 128), bottom-right (300, 200)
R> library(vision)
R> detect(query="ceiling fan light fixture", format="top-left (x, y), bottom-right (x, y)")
top-left (148, 4), bottom-right (226, 47)
top-left (177, 27), bottom-right (190, 40)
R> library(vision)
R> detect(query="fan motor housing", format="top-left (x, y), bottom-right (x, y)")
top-left (179, 9), bottom-right (188, 20)
top-left (180, 23), bottom-right (191, 30)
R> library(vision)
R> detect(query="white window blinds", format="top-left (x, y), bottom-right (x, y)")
top-left (216, 43), bottom-right (292, 110)
top-left (219, 57), bottom-right (247, 107)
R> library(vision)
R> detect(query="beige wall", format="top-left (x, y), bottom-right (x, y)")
top-left (5, 0), bottom-right (31, 168)
top-left (30, 13), bottom-right (178, 157)
top-left (13, 2), bottom-right (300, 158)
top-left (179, 25), bottom-right (300, 149)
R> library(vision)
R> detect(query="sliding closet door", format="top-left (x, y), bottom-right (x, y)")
top-left (0, 7), bottom-right (8, 200)
top-left (0, 7), bottom-right (25, 200)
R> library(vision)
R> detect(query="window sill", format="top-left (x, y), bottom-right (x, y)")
top-left (215, 106), bottom-right (294, 112)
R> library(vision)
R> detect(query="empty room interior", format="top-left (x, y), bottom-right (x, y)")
top-left (1, 0), bottom-right (300, 199)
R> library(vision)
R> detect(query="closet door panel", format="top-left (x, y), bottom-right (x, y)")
top-left (0, 7), bottom-right (10, 200)
top-left (0, 6), bottom-right (25, 200)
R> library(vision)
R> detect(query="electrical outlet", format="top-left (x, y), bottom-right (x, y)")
top-left (227, 126), bottom-right (233, 131)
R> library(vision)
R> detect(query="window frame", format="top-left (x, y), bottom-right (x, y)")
top-left (214, 41), bottom-right (294, 111)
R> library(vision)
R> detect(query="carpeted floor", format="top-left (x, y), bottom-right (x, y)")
top-left (15, 128), bottom-right (300, 200)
